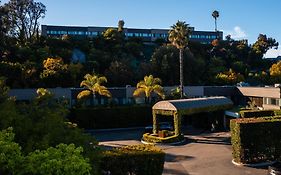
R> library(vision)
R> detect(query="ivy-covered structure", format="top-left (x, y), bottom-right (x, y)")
top-left (152, 96), bottom-right (233, 136)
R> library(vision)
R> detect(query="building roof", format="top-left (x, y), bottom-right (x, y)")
top-left (152, 96), bottom-right (233, 115)
top-left (237, 87), bottom-right (281, 99)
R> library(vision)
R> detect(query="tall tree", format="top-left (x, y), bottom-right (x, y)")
top-left (269, 61), bottom-right (281, 83)
top-left (212, 10), bottom-right (219, 32)
top-left (0, 1), bottom-right (8, 34)
top-left (0, 77), bottom-right (9, 103)
top-left (77, 74), bottom-right (111, 102)
top-left (5, 0), bottom-right (46, 45)
top-left (151, 45), bottom-right (179, 85)
top-left (0, 1), bottom-right (10, 57)
top-left (105, 60), bottom-right (134, 86)
top-left (168, 21), bottom-right (190, 98)
top-left (40, 57), bottom-right (73, 88)
top-left (133, 75), bottom-right (165, 103)
top-left (102, 28), bottom-right (123, 44)
top-left (248, 34), bottom-right (278, 67)
top-left (252, 34), bottom-right (279, 55)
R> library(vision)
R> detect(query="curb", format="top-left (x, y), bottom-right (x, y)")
top-left (232, 159), bottom-right (276, 167)
top-left (141, 138), bottom-right (186, 146)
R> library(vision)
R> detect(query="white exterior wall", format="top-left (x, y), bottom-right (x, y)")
top-left (9, 88), bottom-right (72, 101)
top-left (9, 89), bottom-right (37, 101)
top-left (8, 86), bottom-right (205, 102)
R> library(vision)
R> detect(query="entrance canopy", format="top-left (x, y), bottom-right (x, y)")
top-left (152, 97), bottom-right (233, 135)
top-left (152, 96), bottom-right (233, 115)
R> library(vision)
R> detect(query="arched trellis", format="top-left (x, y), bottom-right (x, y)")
top-left (152, 96), bottom-right (233, 135)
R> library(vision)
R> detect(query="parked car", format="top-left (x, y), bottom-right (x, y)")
top-left (236, 82), bottom-right (250, 87)
top-left (144, 122), bottom-right (174, 133)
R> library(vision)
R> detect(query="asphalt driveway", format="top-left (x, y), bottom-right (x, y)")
top-left (89, 127), bottom-right (268, 175)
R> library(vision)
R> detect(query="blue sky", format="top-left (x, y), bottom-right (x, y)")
top-left (2, 0), bottom-right (281, 57)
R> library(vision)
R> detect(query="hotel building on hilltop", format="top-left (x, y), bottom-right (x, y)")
top-left (41, 25), bottom-right (223, 44)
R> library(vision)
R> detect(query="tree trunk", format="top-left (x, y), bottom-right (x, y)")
top-left (92, 93), bottom-right (95, 106)
top-left (215, 19), bottom-right (217, 32)
top-left (179, 48), bottom-right (184, 99)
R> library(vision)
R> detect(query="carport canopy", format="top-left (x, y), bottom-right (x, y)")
top-left (152, 96), bottom-right (233, 135)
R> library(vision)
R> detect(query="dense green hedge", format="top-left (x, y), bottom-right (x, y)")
top-left (239, 110), bottom-right (277, 118)
top-left (100, 144), bottom-right (165, 175)
top-left (71, 106), bottom-right (226, 130)
top-left (142, 133), bottom-right (185, 144)
top-left (230, 117), bottom-right (281, 164)
top-left (70, 105), bottom-right (152, 129)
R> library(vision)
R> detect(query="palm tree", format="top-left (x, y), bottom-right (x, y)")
top-left (168, 21), bottom-right (190, 98)
top-left (77, 74), bottom-right (111, 104)
top-left (212, 10), bottom-right (219, 32)
top-left (133, 75), bottom-right (165, 103)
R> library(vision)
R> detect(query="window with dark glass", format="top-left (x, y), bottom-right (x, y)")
top-left (271, 98), bottom-right (278, 105)
top-left (143, 33), bottom-right (148, 37)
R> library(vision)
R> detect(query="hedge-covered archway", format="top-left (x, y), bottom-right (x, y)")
top-left (152, 96), bottom-right (233, 136)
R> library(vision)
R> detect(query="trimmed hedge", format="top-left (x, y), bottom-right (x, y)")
top-left (100, 144), bottom-right (165, 175)
top-left (274, 110), bottom-right (281, 116)
top-left (70, 105), bottom-right (152, 129)
top-left (142, 133), bottom-right (185, 144)
top-left (230, 117), bottom-right (281, 164)
top-left (239, 110), bottom-right (276, 118)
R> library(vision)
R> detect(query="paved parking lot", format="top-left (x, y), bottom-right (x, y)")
top-left (90, 127), bottom-right (268, 175)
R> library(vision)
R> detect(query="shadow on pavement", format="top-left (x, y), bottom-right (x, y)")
top-left (87, 128), bottom-right (144, 142)
top-left (165, 153), bottom-right (195, 162)
top-left (162, 167), bottom-right (190, 175)
top-left (188, 137), bottom-right (231, 145)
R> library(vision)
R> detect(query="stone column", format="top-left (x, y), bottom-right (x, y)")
top-left (174, 111), bottom-right (181, 136)
top-left (152, 110), bottom-right (158, 134)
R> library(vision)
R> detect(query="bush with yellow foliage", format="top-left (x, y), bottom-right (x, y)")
top-left (215, 69), bottom-right (245, 85)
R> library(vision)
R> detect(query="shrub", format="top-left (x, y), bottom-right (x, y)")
top-left (239, 109), bottom-right (276, 118)
top-left (71, 105), bottom-right (152, 129)
top-left (215, 68), bottom-right (244, 85)
top-left (0, 88), bottom-right (98, 153)
top-left (0, 86), bottom-right (101, 174)
top-left (274, 110), bottom-right (281, 116)
top-left (0, 61), bottom-right (24, 87)
top-left (0, 128), bottom-right (93, 175)
top-left (23, 144), bottom-right (92, 175)
top-left (100, 144), bottom-right (165, 175)
top-left (230, 117), bottom-right (281, 164)
top-left (0, 128), bottom-right (23, 175)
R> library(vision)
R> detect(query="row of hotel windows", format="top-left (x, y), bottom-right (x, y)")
top-left (46, 30), bottom-right (218, 40)
top-left (125, 33), bottom-right (168, 38)
top-left (47, 31), bottom-right (99, 36)
top-left (190, 35), bottom-right (218, 39)
top-left (46, 30), bottom-right (168, 38)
